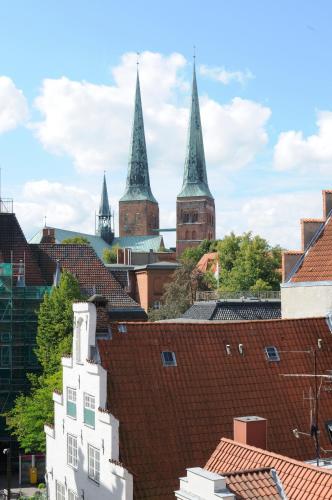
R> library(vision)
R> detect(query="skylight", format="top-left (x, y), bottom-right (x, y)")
top-left (265, 346), bottom-right (280, 362)
top-left (161, 351), bottom-right (177, 367)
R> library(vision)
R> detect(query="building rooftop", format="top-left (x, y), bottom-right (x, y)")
top-left (182, 300), bottom-right (281, 321)
top-left (31, 243), bottom-right (146, 319)
top-left (206, 438), bottom-right (332, 500)
top-left (97, 316), bottom-right (332, 499)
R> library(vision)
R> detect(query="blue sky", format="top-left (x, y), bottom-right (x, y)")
top-left (1, 0), bottom-right (332, 248)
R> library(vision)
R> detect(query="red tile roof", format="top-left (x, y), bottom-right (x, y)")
top-left (222, 467), bottom-right (281, 499)
top-left (290, 216), bottom-right (332, 282)
top-left (32, 243), bottom-right (145, 313)
top-left (196, 252), bottom-right (219, 273)
top-left (206, 438), bottom-right (332, 500)
top-left (97, 317), bottom-right (332, 499)
top-left (0, 213), bottom-right (45, 285)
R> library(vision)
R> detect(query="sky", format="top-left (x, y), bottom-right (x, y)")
top-left (1, 0), bottom-right (332, 249)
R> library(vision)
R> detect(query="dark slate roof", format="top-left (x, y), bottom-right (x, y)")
top-left (97, 317), bottom-right (332, 499)
top-left (31, 243), bottom-right (146, 319)
top-left (182, 300), bottom-right (281, 321)
top-left (0, 213), bottom-right (45, 285)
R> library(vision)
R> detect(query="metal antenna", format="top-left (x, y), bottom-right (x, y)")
top-left (193, 45), bottom-right (196, 64)
top-left (136, 52), bottom-right (140, 72)
top-left (44, 215), bottom-right (47, 228)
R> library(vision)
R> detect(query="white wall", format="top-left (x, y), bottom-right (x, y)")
top-left (175, 468), bottom-right (235, 500)
top-left (45, 302), bottom-right (133, 500)
top-left (281, 282), bottom-right (332, 319)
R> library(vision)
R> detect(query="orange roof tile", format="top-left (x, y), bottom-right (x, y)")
top-left (97, 317), bottom-right (332, 499)
top-left (196, 252), bottom-right (219, 273)
top-left (291, 216), bottom-right (332, 282)
top-left (223, 467), bottom-right (281, 499)
top-left (206, 438), bottom-right (332, 500)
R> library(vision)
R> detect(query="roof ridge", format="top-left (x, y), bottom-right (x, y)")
top-left (222, 466), bottom-right (273, 476)
top-left (220, 438), bottom-right (332, 474)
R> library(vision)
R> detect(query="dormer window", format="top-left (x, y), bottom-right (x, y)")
top-left (161, 351), bottom-right (177, 367)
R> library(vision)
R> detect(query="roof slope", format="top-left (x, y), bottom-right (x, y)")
top-left (206, 438), bottom-right (332, 500)
top-left (31, 243), bottom-right (143, 312)
top-left (0, 213), bottom-right (45, 285)
top-left (291, 216), bottom-right (332, 282)
top-left (182, 300), bottom-right (281, 321)
top-left (97, 317), bottom-right (332, 499)
top-left (223, 467), bottom-right (282, 499)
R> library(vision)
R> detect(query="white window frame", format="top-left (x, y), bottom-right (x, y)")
top-left (67, 433), bottom-right (78, 469)
top-left (161, 351), bottom-right (177, 367)
top-left (56, 481), bottom-right (65, 500)
top-left (88, 444), bottom-right (100, 483)
top-left (67, 387), bottom-right (77, 404)
top-left (84, 393), bottom-right (95, 410)
top-left (68, 490), bottom-right (79, 500)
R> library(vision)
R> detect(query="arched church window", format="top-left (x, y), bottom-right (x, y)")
top-left (192, 230), bottom-right (197, 240)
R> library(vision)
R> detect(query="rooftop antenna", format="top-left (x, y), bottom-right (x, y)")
top-left (44, 215), bottom-right (47, 228)
top-left (136, 51), bottom-right (140, 72)
top-left (193, 44), bottom-right (196, 64)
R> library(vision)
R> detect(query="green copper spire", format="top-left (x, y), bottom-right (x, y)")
top-left (120, 71), bottom-right (157, 203)
top-left (99, 172), bottom-right (111, 217)
top-left (178, 63), bottom-right (213, 199)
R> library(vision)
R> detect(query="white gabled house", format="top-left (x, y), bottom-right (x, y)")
top-left (44, 302), bottom-right (133, 500)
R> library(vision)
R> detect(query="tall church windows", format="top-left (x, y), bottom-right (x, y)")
top-left (192, 231), bottom-right (197, 240)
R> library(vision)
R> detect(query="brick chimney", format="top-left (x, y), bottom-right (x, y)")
top-left (300, 219), bottom-right (324, 251)
top-left (41, 227), bottom-right (55, 244)
top-left (282, 251), bottom-right (303, 282)
top-left (322, 190), bottom-right (332, 219)
top-left (233, 416), bottom-right (267, 449)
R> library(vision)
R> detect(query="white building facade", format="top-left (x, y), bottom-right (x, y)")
top-left (44, 302), bottom-right (133, 500)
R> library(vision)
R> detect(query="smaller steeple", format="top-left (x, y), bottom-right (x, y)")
top-left (97, 173), bottom-right (114, 244)
top-left (99, 172), bottom-right (111, 217)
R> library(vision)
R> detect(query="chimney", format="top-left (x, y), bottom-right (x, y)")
top-left (233, 416), bottom-right (267, 449)
top-left (282, 251), bottom-right (303, 282)
top-left (300, 219), bottom-right (324, 251)
top-left (322, 190), bottom-right (332, 219)
top-left (117, 247), bottom-right (124, 264)
top-left (41, 227), bottom-right (55, 244)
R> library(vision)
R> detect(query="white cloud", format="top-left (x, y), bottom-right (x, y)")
top-left (0, 76), bottom-right (28, 133)
top-left (199, 64), bottom-right (254, 85)
top-left (16, 180), bottom-right (97, 238)
top-left (274, 111), bottom-right (332, 172)
top-left (31, 51), bottom-right (270, 176)
top-left (215, 191), bottom-right (322, 249)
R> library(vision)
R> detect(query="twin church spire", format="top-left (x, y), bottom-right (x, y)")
top-left (98, 59), bottom-right (215, 251)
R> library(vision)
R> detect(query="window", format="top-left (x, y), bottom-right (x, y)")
top-left (326, 421), bottom-right (332, 444)
top-left (88, 444), bottom-right (100, 483)
top-left (265, 346), bottom-right (280, 362)
top-left (84, 393), bottom-right (95, 428)
top-left (68, 490), bottom-right (79, 500)
top-left (192, 230), bottom-right (197, 240)
top-left (67, 387), bottom-right (77, 418)
top-left (326, 312), bottom-right (332, 333)
top-left (153, 301), bottom-right (161, 310)
top-left (75, 317), bottom-right (83, 364)
top-left (161, 351), bottom-right (177, 367)
top-left (183, 213), bottom-right (189, 223)
top-left (118, 324), bottom-right (127, 333)
top-left (0, 346), bottom-right (10, 367)
top-left (56, 481), bottom-right (65, 500)
top-left (192, 212), bottom-right (198, 222)
top-left (67, 434), bottom-right (78, 468)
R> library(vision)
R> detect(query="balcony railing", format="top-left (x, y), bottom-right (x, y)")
top-left (196, 290), bottom-right (281, 301)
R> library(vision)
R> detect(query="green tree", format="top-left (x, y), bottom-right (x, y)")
top-left (36, 270), bottom-right (83, 375)
top-left (181, 239), bottom-right (216, 265)
top-left (103, 245), bottom-right (120, 264)
top-left (5, 371), bottom-right (62, 453)
top-left (62, 236), bottom-right (90, 245)
top-left (148, 261), bottom-right (208, 320)
top-left (217, 232), bottom-right (282, 291)
top-left (5, 271), bottom-right (83, 452)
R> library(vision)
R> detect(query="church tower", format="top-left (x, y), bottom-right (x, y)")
top-left (97, 173), bottom-right (114, 244)
top-left (176, 63), bottom-right (215, 256)
top-left (119, 71), bottom-right (159, 237)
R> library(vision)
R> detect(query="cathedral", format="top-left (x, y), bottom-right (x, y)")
top-left (97, 61), bottom-right (216, 256)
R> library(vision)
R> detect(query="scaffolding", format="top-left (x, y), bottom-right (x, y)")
top-left (0, 258), bottom-right (51, 440)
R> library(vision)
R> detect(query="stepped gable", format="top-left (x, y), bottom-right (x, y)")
top-left (97, 317), bottom-right (332, 499)
top-left (32, 243), bottom-right (144, 312)
top-left (206, 438), bottom-right (332, 499)
top-left (0, 213), bottom-right (45, 285)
